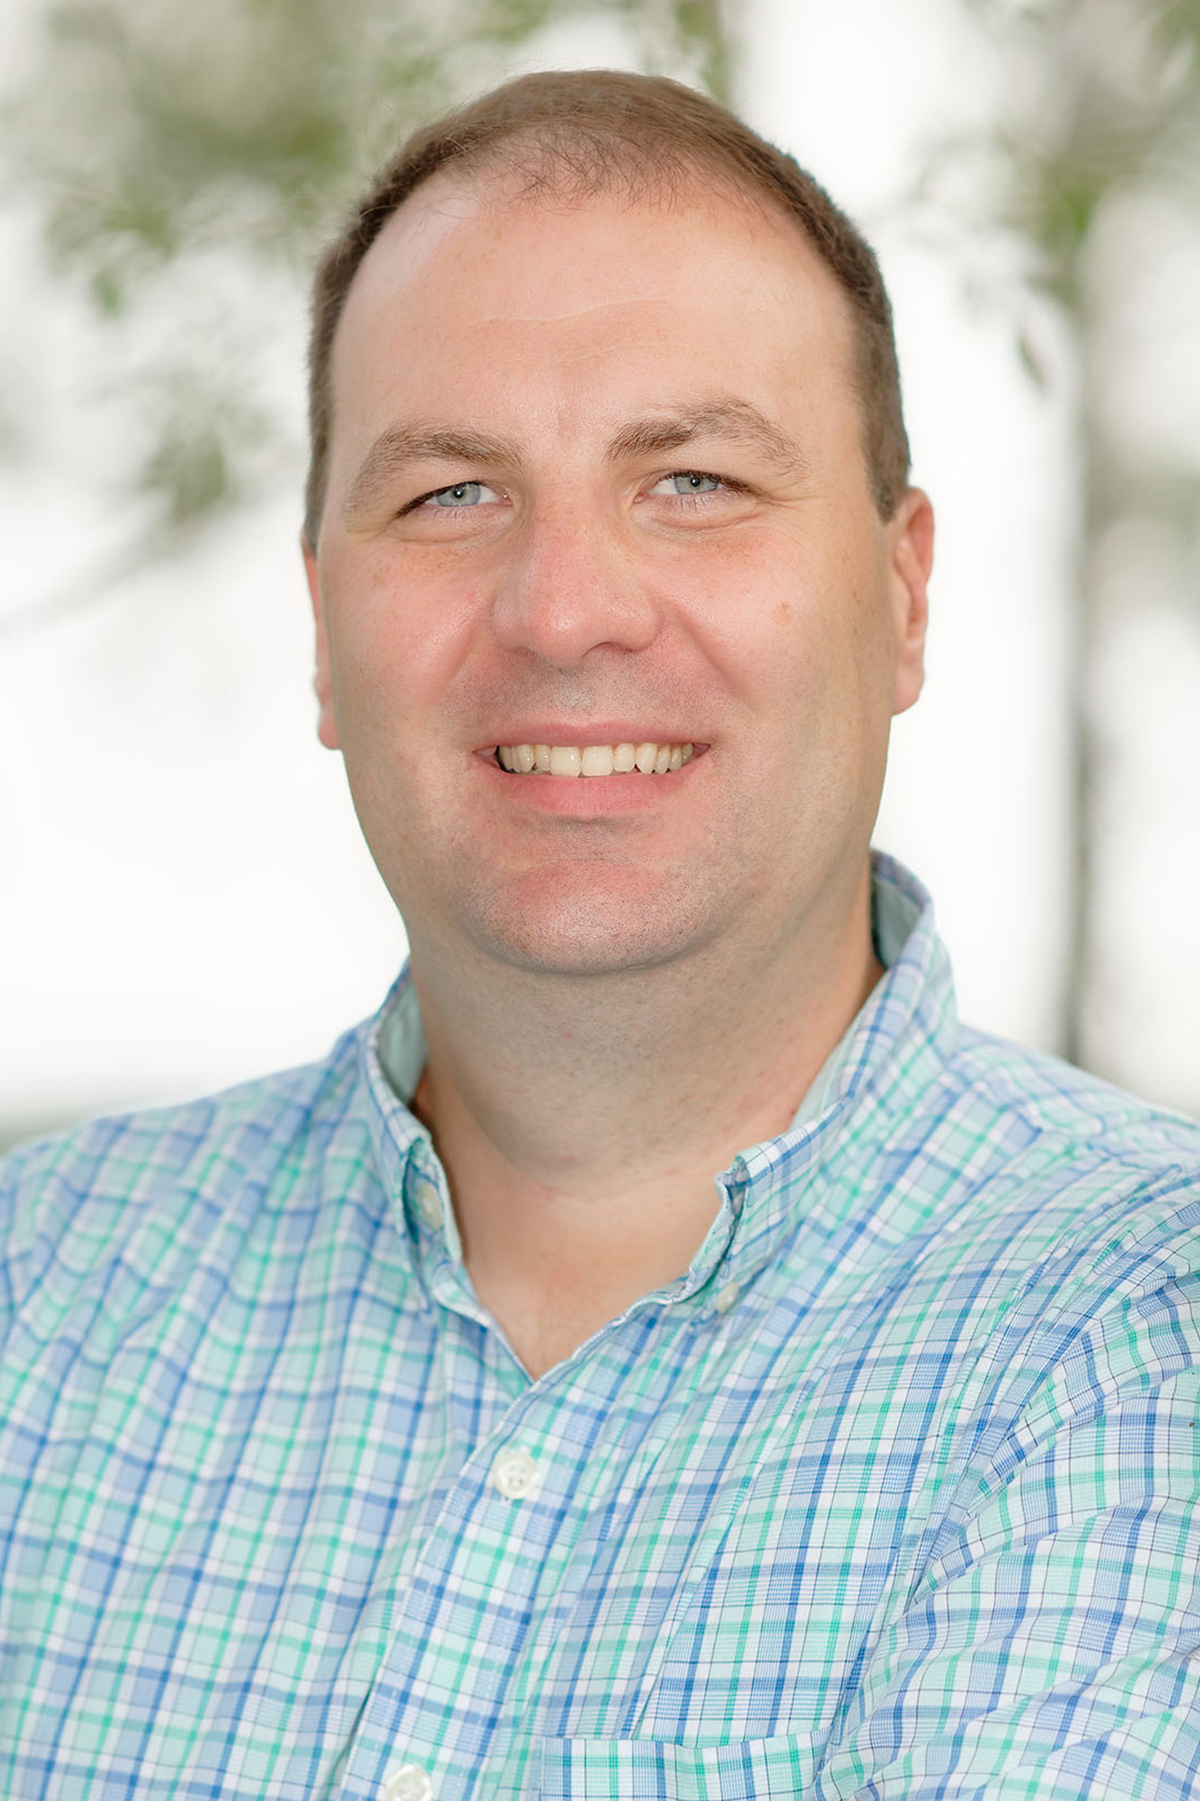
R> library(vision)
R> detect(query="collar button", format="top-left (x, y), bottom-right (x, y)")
top-left (713, 1279), bottom-right (740, 1315)
top-left (415, 1182), bottom-right (444, 1229)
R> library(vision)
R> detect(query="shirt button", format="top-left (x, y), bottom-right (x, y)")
top-left (713, 1279), bottom-right (740, 1314)
top-left (384, 1764), bottom-right (435, 1801)
top-left (415, 1184), bottom-right (443, 1229)
top-left (490, 1445), bottom-right (541, 1500)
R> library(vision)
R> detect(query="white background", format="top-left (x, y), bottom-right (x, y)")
top-left (2, 0), bottom-right (1197, 1139)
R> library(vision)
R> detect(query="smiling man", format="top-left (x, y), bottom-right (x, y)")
top-left (4, 70), bottom-right (1200, 1801)
top-left (305, 149), bottom-right (928, 1380)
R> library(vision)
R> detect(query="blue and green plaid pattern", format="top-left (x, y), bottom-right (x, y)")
top-left (4, 857), bottom-right (1200, 1800)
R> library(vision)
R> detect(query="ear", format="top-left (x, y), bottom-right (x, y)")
top-left (302, 535), bottom-right (340, 751)
top-left (886, 487), bottom-right (933, 717)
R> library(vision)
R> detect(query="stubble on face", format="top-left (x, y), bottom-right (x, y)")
top-left (314, 174), bottom-right (913, 992)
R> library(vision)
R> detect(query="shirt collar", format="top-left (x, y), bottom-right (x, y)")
top-left (359, 852), bottom-right (957, 1311)
top-left (784, 856), bottom-right (918, 1133)
top-left (712, 853), bottom-right (957, 1298)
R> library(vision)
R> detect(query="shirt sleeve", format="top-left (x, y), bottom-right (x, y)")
top-left (817, 1260), bottom-right (1200, 1801)
top-left (0, 1140), bottom-right (32, 1348)
top-left (0, 1122), bottom-right (127, 1354)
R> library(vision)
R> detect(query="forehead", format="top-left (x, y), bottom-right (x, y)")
top-left (328, 169), bottom-right (859, 448)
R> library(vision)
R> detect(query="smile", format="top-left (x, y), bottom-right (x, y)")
top-left (496, 742), bottom-right (696, 777)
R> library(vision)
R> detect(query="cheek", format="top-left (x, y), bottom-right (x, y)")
top-left (322, 546), bottom-right (485, 729)
top-left (681, 531), bottom-right (853, 702)
top-left (687, 529), bottom-right (896, 776)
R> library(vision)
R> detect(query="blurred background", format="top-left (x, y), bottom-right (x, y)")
top-left (2, 0), bottom-right (1198, 1147)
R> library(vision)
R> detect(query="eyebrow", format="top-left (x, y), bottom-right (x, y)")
top-left (341, 426), bottom-right (526, 520)
top-left (341, 396), bottom-right (806, 520)
top-left (605, 399), bottom-right (807, 474)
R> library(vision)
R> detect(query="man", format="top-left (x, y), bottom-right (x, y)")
top-left (3, 69), bottom-right (1200, 1801)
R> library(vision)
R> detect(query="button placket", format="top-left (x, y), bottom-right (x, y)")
top-left (490, 1444), bottom-right (541, 1500)
top-left (340, 1369), bottom-right (585, 1794)
top-left (383, 1763), bottom-right (435, 1801)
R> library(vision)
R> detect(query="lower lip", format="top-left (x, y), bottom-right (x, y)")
top-left (475, 749), bottom-right (708, 814)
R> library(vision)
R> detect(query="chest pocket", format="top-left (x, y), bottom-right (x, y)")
top-left (536, 1733), bottom-right (818, 1798)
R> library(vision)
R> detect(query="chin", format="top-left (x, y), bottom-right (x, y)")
top-left (482, 927), bottom-right (697, 978)
top-left (452, 869), bottom-right (725, 978)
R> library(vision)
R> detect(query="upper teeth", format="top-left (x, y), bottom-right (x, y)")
top-left (497, 742), bottom-right (695, 776)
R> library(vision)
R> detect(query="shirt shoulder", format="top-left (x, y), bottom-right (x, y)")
top-left (876, 1027), bottom-right (1200, 1382)
top-left (807, 1013), bottom-right (1200, 1410)
top-left (0, 1022), bottom-right (382, 1334)
top-left (953, 1022), bottom-right (1200, 1162)
top-left (943, 1025), bottom-right (1200, 1250)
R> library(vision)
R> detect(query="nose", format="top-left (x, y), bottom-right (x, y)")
top-left (490, 508), bottom-right (662, 667)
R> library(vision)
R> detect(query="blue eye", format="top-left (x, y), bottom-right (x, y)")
top-left (646, 471), bottom-right (727, 499)
top-left (434, 482), bottom-right (485, 507)
top-left (402, 478), bottom-right (508, 523)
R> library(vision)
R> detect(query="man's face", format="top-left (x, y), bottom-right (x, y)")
top-left (306, 175), bottom-right (931, 979)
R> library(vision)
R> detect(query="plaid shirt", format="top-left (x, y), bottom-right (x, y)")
top-left (4, 856), bottom-right (1200, 1801)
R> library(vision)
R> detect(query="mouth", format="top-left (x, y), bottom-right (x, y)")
top-left (494, 740), bottom-right (700, 777)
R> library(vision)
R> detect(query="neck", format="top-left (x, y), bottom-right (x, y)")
top-left (407, 863), bottom-right (881, 1374)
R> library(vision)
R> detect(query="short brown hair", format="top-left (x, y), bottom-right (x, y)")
top-left (304, 69), bottom-right (910, 545)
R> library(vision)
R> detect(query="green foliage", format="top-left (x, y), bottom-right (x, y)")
top-left (964, 0), bottom-right (1200, 304)
top-left (917, 0), bottom-right (1200, 508)
top-left (4, 0), bottom-right (731, 572)
top-left (987, 0), bottom-right (1200, 578)
top-left (660, 0), bottom-right (733, 102)
top-left (946, 0), bottom-right (1200, 1062)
